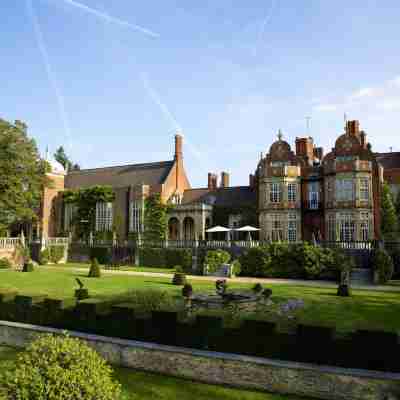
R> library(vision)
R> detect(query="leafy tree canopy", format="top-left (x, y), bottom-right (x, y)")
top-left (381, 182), bottom-right (398, 240)
top-left (54, 146), bottom-right (80, 171)
top-left (0, 119), bottom-right (50, 233)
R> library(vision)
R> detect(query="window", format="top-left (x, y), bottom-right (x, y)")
top-left (288, 183), bottom-right (297, 202)
top-left (360, 178), bottom-right (370, 202)
top-left (336, 179), bottom-right (354, 202)
top-left (64, 203), bottom-right (75, 231)
top-left (339, 214), bottom-right (355, 242)
top-left (271, 214), bottom-right (283, 241)
top-left (308, 182), bottom-right (319, 209)
top-left (130, 201), bottom-right (143, 233)
top-left (288, 214), bottom-right (297, 242)
top-left (327, 214), bottom-right (336, 241)
top-left (96, 202), bottom-right (113, 232)
top-left (360, 212), bottom-right (370, 241)
top-left (269, 183), bottom-right (282, 203)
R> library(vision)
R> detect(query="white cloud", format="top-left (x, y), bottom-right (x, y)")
top-left (391, 76), bottom-right (400, 88)
top-left (378, 98), bottom-right (400, 111)
top-left (349, 87), bottom-right (380, 101)
top-left (313, 104), bottom-right (338, 112)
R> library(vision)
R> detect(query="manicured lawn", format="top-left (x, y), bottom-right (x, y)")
top-left (54, 263), bottom-right (176, 274)
top-left (1, 267), bottom-right (400, 332)
top-left (0, 346), bottom-right (306, 400)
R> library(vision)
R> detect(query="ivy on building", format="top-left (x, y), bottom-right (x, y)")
top-left (143, 194), bottom-right (170, 243)
top-left (63, 186), bottom-right (115, 238)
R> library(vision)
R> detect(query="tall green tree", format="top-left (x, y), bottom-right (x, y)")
top-left (0, 119), bottom-right (50, 234)
top-left (143, 194), bottom-right (169, 243)
top-left (381, 182), bottom-right (398, 240)
top-left (395, 191), bottom-right (400, 228)
top-left (54, 146), bottom-right (80, 171)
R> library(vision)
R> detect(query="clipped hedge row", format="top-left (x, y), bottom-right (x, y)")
top-left (139, 248), bottom-right (192, 270)
top-left (239, 243), bottom-right (354, 280)
top-left (0, 291), bottom-right (398, 373)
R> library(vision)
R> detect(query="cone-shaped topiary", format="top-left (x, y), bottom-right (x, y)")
top-left (22, 262), bottom-right (34, 272)
top-left (172, 272), bottom-right (187, 286)
top-left (88, 258), bottom-right (101, 278)
top-left (0, 333), bottom-right (121, 400)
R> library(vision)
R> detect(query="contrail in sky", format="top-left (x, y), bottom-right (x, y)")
top-left (26, 0), bottom-right (73, 150)
top-left (140, 73), bottom-right (214, 173)
top-left (253, 0), bottom-right (277, 56)
top-left (57, 0), bottom-right (160, 38)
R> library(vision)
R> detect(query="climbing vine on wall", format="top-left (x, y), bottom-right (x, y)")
top-left (63, 186), bottom-right (115, 238)
top-left (143, 194), bottom-right (170, 243)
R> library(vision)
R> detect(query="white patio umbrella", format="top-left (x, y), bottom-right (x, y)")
top-left (206, 226), bottom-right (231, 241)
top-left (235, 225), bottom-right (260, 241)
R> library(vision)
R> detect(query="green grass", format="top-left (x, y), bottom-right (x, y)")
top-left (1, 267), bottom-right (400, 332)
top-left (0, 346), bottom-right (305, 400)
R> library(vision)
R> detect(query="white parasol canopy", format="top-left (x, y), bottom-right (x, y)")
top-left (234, 225), bottom-right (260, 232)
top-left (206, 226), bottom-right (231, 233)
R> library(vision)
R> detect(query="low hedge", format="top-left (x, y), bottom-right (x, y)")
top-left (90, 247), bottom-right (112, 265)
top-left (139, 248), bottom-right (192, 270)
top-left (0, 291), bottom-right (397, 372)
top-left (239, 243), bottom-right (353, 280)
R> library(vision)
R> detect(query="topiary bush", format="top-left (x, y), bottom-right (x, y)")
top-left (182, 283), bottom-right (193, 298)
top-left (372, 248), bottom-right (394, 284)
top-left (0, 258), bottom-right (12, 269)
top-left (88, 258), bottom-right (101, 278)
top-left (0, 333), bottom-right (121, 400)
top-left (231, 259), bottom-right (241, 276)
top-left (204, 249), bottom-right (231, 274)
top-left (49, 245), bottom-right (65, 264)
top-left (22, 262), bottom-right (34, 272)
top-left (172, 270), bottom-right (187, 286)
top-left (39, 248), bottom-right (50, 265)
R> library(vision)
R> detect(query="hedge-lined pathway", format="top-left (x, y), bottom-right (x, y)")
top-left (41, 266), bottom-right (400, 292)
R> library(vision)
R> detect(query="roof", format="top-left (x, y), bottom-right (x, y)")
top-left (65, 160), bottom-right (174, 189)
top-left (375, 152), bottom-right (400, 170)
top-left (181, 186), bottom-right (256, 208)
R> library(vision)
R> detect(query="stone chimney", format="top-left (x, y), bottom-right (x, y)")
top-left (346, 120), bottom-right (360, 137)
top-left (208, 173), bottom-right (218, 190)
top-left (296, 137), bottom-right (314, 163)
top-left (174, 134), bottom-right (183, 161)
top-left (249, 174), bottom-right (255, 189)
top-left (220, 172), bottom-right (230, 188)
top-left (360, 131), bottom-right (367, 149)
top-left (313, 147), bottom-right (324, 161)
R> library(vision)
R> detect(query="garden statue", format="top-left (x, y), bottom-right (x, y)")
top-left (337, 269), bottom-right (351, 297)
top-left (74, 278), bottom-right (89, 301)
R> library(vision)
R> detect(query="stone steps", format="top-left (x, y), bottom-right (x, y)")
top-left (350, 268), bottom-right (373, 285)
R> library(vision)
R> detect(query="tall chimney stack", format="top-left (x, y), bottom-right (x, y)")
top-left (174, 134), bottom-right (183, 161)
top-left (208, 173), bottom-right (217, 190)
top-left (220, 172), bottom-right (230, 188)
top-left (346, 120), bottom-right (360, 137)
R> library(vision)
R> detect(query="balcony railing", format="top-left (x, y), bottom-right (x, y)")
top-left (0, 238), bottom-right (20, 249)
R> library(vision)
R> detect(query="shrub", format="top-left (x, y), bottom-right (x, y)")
top-left (88, 258), bottom-right (101, 278)
top-left (90, 246), bottom-right (112, 265)
top-left (138, 247), bottom-right (165, 267)
top-left (262, 288), bottom-right (273, 299)
top-left (182, 283), bottom-right (193, 298)
top-left (174, 265), bottom-right (183, 273)
top-left (49, 245), bottom-right (65, 264)
top-left (114, 289), bottom-right (176, 312)
top-left (388, 247), bottom-right (400, 279)
top-left (204, 249), bottom-right (231, 273)
top-left (22, 262), bottom-right (34, 272)
top-left (0, 333), bottom-right (121, 400)
top-left (231, 259), bottom-right (241, 276)
top-left (39, 248), bottom-right (50, 265)
top-left (166, 249), bottom-right (192, 271)
top-left (252, 283), bottom-right (264, 294)
top-left (172, 272), bottom-right (187, 286)
top-left (372, 248), bottom-right (394, 284)
top-left (239, 247), bottom-right (270, 277)
top-left (0, 258), bottom-right (12, 269)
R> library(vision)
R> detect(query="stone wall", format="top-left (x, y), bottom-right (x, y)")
top-left (0, 320), bottom-right (398, 400)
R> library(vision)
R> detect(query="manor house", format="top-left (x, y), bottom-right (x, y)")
top-left (41, 120), bottom-right (400, 243)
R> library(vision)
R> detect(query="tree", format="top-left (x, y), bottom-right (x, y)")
top-left (0, 119), bottom-right (50, 234)
top-left (54, 146), bottom-right (80, 171)
top-left (395, 191), bottom-right (400, 228)
top-left (380, 182), bottom-right (398, 240)
top-left (143, 194), bottom-right (170, 243)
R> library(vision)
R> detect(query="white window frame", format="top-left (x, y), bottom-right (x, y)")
top-left (130, 201), bottom-right (143, 233)
top-left (288, 213), bottom-right (297, 242)
top-left (359, 178), bottom-right (370, 202)
top-left (339, 213), bottom-right (355, 242)
top-left (308, 182), bottom-right (319, 209)
top-left (336, 179), bottom-right (354, 202)
top-left (288, 183), bottom-right (297, 203)
top-left (95, 202), bottom-right (113, 232)
top-left (269, 183), bottom-right (282, 203)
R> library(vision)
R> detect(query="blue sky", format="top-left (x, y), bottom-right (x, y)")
top-left (2, 0), bottom-right (400, 187)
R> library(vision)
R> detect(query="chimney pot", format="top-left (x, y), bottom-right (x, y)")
top-left (174, 134), bottom-right (183, 161)
top-left (220, 172), bottom-right (230, 188)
